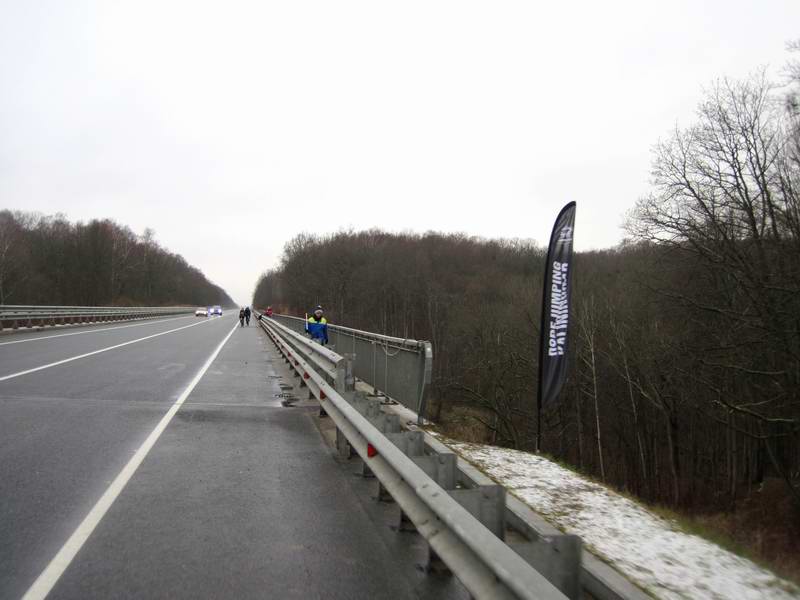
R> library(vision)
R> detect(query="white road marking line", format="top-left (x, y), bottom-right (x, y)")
top-left (183, 402), bottom-right (278, 408)
top-left (0, 317), bottom-right (227, 382)
top-left (0, 315), bottom-right (196, 346)
top-left (21, 321), bottom-right (239, 600)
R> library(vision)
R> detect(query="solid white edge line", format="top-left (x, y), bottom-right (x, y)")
top-left (21, 321), bottom-right (240, 600)
top-left (0, 317), bottom-right (225, 382)
top-left (0, 315), bottom-right (197, 346)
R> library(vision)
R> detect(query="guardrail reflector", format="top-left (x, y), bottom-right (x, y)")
top-left (367, 443), bottom-right (378, 458)
top-left (303, 372), bottom-right (310, 379)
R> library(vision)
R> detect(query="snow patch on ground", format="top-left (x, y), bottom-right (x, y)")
top-left (442, 439), bottom-right (799, 600)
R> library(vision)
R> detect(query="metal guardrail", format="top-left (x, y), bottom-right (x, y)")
top-left (419, 424), bottom-right (651, 600)
top-left (269, 313), bottom-right (433, 419)
top-left (258, 315), bottom-right (575, 600)
top-left (262, 316), bottom-right (346, 386)
top-left (258, 311), bottom-right (650, 600)
top-left (0, 305), bottom-right (195, 330)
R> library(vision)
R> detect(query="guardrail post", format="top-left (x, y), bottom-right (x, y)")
top-left (377, 431), bottom-right (423, 504)
top-left (352, 391), bottom-right (368, 414)
top-left (383, 414), bottom-right (401, 434)
top-left (369, 412), bottom-right (387, 432)
top-left (383, 343), bottom-right (389, 401)
top-left (449, 485), bottom-right (506, 539)
top-left (343, 353), bottom-right (355, 392)
top-left (422, 483), bottom-right (510, 576)
top-left (417, 342), bottom-right (433, 424)
top-left (411, 452), bottom-right (457, 489)
top-left (399, 450), bottom-right (458, 534)
top-left (334, 361), bottom-right (346, 394)
top-left (385, 431), bottom-right (424, 456)
top-left (509, 536), bottom-right (583, 600)
top-left (366, 398), bottom-right (382, 419)
top-left (335, 427), bottom-right (352, 459)
top-left (371, 341), bottom-right (380, 397)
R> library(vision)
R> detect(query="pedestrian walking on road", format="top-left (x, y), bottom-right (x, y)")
top-left (239, 308), bottom-right (245, 327)
top-left (244, 306), bottom-right (251, 326)
top-left (306, 305), bottom-right (328, 345)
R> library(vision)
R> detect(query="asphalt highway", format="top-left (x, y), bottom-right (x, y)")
top-left (0, 314), bottom-right (466, 599)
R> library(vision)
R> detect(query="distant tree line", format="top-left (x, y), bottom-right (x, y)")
top-left (253, 61), bottom-right (799, 537)
top-left (0, 211), bottom-right (233, 308)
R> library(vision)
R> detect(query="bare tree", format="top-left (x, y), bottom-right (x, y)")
top-left (628, 71), bottom-right (800, 423)
top-left (576, 295), bottom-right (605, 481)
top-left (0, 211), bottom-right (31, 304)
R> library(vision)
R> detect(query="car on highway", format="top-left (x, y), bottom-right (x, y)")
top-left (210, 305), bottom-right (223, 316)
top-left (195, 307), bottom-right (208, 317)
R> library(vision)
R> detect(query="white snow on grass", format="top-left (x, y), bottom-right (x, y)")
top-left (442, 439), bottom-right (800, 600)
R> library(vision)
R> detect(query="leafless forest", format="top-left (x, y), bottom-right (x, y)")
top-left (0, 213), bottom-right (233, 308)
top-left (254, 66), bottom-right (800, 572)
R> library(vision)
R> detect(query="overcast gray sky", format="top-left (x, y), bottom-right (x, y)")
top-left (1, 1), bottom-right (798, 304)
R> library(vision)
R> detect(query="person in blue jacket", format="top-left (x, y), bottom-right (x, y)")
top-left (306, 306), bottom-right (328, 345)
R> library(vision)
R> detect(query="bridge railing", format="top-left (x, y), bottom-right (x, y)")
top-left (269, 313), bottom-right (433, 419)
top-left (260, 316), bottom-right (346, 388)
top-left (0, 305), bottom-right (195, 330)
top-left (257, 315), bottom-right (573, 600)
top-left (257, 310), bottom-right (649, 600)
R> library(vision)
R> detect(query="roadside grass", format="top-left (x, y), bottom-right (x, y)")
top-left (645, 505), bottom-right (788, 579)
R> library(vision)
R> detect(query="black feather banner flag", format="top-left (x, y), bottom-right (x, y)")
top-left (536, 201), bottom-right (576, 451)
